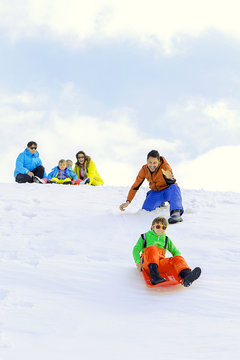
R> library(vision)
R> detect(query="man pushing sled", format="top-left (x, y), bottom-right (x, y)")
top-left (119, 150), bottom-right (184, 224)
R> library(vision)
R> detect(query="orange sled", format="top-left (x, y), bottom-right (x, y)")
top-left (142, 269), bottom-right (182, 288)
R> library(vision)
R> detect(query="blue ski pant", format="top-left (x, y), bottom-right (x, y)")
top-left (142, 184), bottom-right (184, 215)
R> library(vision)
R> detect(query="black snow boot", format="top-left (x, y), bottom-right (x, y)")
top-left (179, 267), bottom-right (201, 287)
top-left (81, 177), bottom-right (90, 185)
top-left (168, 210), bottom-right (183, 224)
top-left (149, 263), bottom-right (166, 285)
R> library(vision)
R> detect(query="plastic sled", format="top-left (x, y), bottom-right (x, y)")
top-left (142, 269), bottom-right (182, 288)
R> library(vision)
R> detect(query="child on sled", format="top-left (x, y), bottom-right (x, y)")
top-left (133, 216), bottom-right (201, 287)
top-left (47, 159), bottom-right (80, 184)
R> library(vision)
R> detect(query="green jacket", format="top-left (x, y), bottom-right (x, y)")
top-left (133, 230), bottom-right (181, 264)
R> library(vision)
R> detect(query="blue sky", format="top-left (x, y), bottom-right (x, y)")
top-left (0, 0), bottom-right (240, 192)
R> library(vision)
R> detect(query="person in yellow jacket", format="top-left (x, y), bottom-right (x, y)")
top-left (74, 151), bottom-right (104, 186)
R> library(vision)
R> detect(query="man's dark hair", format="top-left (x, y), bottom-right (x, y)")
top-left (147, 150), bottom-right (160, 160)
top-left (27, 141), bottom-right (37, 148)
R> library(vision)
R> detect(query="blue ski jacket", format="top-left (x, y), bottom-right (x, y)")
top-left (47, 166), bottom-right (78, 181)
top-left (14, 148), bottom-right (47, 178)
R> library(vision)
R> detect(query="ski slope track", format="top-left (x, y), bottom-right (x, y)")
top-left (0, 183), bottom-right (239, 360)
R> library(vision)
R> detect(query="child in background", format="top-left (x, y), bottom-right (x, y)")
top-left (47, 159), bottom-right (78, 184)
top-left (66, 160), bottom-right (73, 169)
top-left (66, 159), bottom-right (83, 185)
top-left (133, 216), bottom-right (201, 287)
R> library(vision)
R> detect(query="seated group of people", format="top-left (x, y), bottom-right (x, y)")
top-left (14, 141), bottom-right (104, 186)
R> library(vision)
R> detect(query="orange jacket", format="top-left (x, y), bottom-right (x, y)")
top-left (127, 156), bottom-right (175, 202)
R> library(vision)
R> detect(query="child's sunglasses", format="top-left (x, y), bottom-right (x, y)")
top-left (153, 224), bottom-right (167, 230)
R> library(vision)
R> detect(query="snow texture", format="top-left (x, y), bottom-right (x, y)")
top-left (0, 183), bottom-right (239, 359)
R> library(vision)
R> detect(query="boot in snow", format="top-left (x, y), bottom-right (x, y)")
top-left (179, 267), bottom-right (201, 287)
top-left (33, 176), bottom-right (45, 184)
top-left (168, 210), bottom-right (183, 224)
top-left (80, 178), bottom-right (90, 185)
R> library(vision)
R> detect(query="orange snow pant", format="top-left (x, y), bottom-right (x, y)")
top-left (141, 246), bottom-right (190, 278)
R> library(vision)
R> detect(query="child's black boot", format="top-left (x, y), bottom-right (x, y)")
top-left (179, 267), bottom-right (201, 287)
top-left (149, 263), bottom-right (166, 285)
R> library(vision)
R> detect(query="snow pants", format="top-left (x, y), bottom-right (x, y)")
top-left (142, 184), bottom-right (184, 215)
top-left (141, 246), bottom-right (190, 277)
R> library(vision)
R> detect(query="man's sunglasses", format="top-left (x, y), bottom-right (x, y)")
top-left (30, 147), bottom-right (37, 150)
top-left (153, 224), bottom-right (167, 230)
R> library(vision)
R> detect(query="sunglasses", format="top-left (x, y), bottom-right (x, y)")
top-left (153, 224), bottom-right (167, 230)
top-left (78, 156), bottom-right (85, 159)
top-left (30, 147), bottom-right (37, 150)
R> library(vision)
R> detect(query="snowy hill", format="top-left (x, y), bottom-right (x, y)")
top-left (0, 183), bottom-right (240, 360)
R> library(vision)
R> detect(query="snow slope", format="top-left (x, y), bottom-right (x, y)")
top-left (0, 183), bottom-right (239, 360)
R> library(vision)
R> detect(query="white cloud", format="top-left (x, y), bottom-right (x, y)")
top-left (158, 97), bottom-right (240, 157)
top-left (0, 0), bottom-right (240, 53)
top-left (204, 101), bottom-right (240, 130)
top-left (163, 98), bottom-right (240, 130)
top-left (175, 146), bottom-right (240, 193)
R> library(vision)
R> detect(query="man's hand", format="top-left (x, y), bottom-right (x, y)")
top-left (136, 263), bottom-right (143, 272)
top-left (161, 168), bottom-right (174, 180)
top-left (119, 201), bottom-right (130, 211)
top-left (27, 171), bottom-right (34, 177)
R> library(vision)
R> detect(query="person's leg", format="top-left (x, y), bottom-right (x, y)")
top-left (162, 184), bottom-right (184, 223)
top-left (169, 256), bottom-right (190, 275)
top-left (15, 173), bottom-right (33, 183)
top-left (141, 246), bottom-right (160, 271)
top-left (142, 190), bottom-right (167, 211)
top-left (158, 256), bottom-right (201, 286)
top-left (157, 256), bottom-right (189, 277)
top-left (141, 246), bottom-right (166, 284)
top-left (165, 184), bottom-right (184, 215)
top-left (32, 165), bottom-right (45, 178)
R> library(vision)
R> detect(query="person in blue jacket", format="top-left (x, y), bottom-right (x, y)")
top-left (14, 141), bottom-right (47, 183)
top-left (47, 159), bottom-right (78, 184)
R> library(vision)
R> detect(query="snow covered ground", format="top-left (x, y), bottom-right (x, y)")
top-left (0, 183), bottom-right (239, 360)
